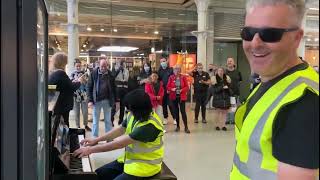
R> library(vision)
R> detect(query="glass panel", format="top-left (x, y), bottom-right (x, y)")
top-left (37, 1), bottom-right (47, 179)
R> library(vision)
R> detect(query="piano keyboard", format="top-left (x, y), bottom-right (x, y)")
top-left (77, 135), bottom-right (92, 173)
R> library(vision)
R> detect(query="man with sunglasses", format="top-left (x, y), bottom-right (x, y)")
top-left (230, 1), bottom-right (319, 180)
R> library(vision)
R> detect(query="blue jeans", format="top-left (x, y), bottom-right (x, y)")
top-left (92, 99), bottom-right (112, 137)
top-left (73, 99), bottom-right (88, 127)
top-left (96, 160), bottom-right (156, 180)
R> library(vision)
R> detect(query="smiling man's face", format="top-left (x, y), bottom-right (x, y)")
top-left (243, 4), bottom-right (303, 81)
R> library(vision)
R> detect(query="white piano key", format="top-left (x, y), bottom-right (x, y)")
top-left (78, 134), bottom-right (92, 172)
top-left (81, 157), bottom-right (92, 172)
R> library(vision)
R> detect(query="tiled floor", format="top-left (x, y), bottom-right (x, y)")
top-left (69, 103), bottom-right (236, 180)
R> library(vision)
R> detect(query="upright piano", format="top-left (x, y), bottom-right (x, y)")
top-left (48, 86), bottom-right (98, 180)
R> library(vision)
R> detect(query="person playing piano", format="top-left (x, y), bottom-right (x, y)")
top-left (73, 89), bottom-right (164, 180)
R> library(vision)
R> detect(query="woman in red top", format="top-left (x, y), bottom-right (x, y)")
top-left (145, 73), bottom-right (165, 123)
top-left (167, 65), bottom-right (190, 133)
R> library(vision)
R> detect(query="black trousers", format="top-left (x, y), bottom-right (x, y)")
top-left (61, 111), bottom-right (70, 127)
top-left (112, 88), bottom-right (128, 125)
top-left (96, 160), bottom-right (158, 180)
top-left (171, 98), bottom-right (188, 129)
top-left (195, 94), bottom-right (207, 120)
top-left (162, 92), bottom-right (175, 119)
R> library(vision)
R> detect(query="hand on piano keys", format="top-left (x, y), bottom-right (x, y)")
top-left (73, 146), bottom-right (92, 158)
top-left (80, 138), bottom-right (98, 147)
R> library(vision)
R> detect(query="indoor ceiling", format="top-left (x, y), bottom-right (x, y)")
top-left (46, 0), bottom-right (319, 53)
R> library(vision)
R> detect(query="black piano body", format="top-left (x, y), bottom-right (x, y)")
top-left (49, 113), bottom-right (98, 180)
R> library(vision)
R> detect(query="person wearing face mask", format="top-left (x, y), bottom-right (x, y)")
top-left (137, 62), bottom-right (152, 89)
top-left (188, 63), bottom-right (211, 123)
top-left (167, 64), bottom-right (190, 133)
top-left (157, 57), bottom-right (176, 125)
top-left (70, 59), bottom-right (91, 131)
top-left (87, 58), bottom-right (116, 137)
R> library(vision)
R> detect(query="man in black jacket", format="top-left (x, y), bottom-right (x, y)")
top-left (157, 57), bottom-right (176, 125)
top-left (87, 58), bottom-right (116, 137)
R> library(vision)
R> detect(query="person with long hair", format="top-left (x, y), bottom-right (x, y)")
top-left (73, 89), bottom-right (164, 179)
top-left (167, 64), bottom-right (190, 133)
top-left (211, 67), bottom-right (232, 131)
top-left (48, 52), bottom-right (81, 127)
top-left (137, 62), bottom-right (152, 89)
top-left (145, 73), bottom-right (165, 131)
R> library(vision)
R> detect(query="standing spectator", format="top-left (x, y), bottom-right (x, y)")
top-left (137, 62), bottom-right (152, 89)
top-left (167, 65), bottom-right (190, 133)
top-left (208, 64), bottom-right (218, 77)
top-left (128, 69), bottom-right (140, 93)
top-left (206, 64), bottom-right (218, 108)
top-left (112, 59), bottom-right (129, 125)
top-left (158, 57), bottom-right (176, 125)
top-left (225, 57), bottom-right (242, 124)
top-left (70, 59), bottom-right (91, 131)
top-left (48, 52), bottom-right (81, 127)
top-left (145, 73), bottom-right (165, 126)
top-left (87, 58), bottom-right (116, 137)
top-left (212, 67), bottom-right (232, 131)
top-left (189, 63), bottom-right (211, 123)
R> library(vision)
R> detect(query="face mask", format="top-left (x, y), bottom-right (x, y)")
top-left (144, 66), bottom-right (150, 72)
top-left (161, 62), bottom-right (167, 69)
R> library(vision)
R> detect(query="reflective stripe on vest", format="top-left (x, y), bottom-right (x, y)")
top-left (233, 77), bottom-right (319, 180)
top-left (121, 112), bottom-right (164, 177)
top-left (126, 138), bottom-right (164, 153)
top-left (125, 158), bottom-right (163, 165)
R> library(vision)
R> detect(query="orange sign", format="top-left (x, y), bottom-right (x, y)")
top-left (169, 54), bottom-right (197, 85)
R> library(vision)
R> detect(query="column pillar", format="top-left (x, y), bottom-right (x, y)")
top-left (207, 10), bottom-right (214, 66)
top-left (194, 0), bottom-right (210, 70)
top-left (66, 0), bottom-right (79, 75)
top-left (298, 12), bottom-right (307, 59)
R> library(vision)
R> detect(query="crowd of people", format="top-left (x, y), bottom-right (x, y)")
top-left (49, 53), bottom-right (246, 135)
top-left (48, 0), bottom-right (318, 179)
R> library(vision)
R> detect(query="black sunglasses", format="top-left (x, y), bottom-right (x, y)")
top-left (240, 27), bottom-right (299, 43)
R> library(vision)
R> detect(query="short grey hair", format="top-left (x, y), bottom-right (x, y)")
top-left (246, 0), bottom-right (306, 26)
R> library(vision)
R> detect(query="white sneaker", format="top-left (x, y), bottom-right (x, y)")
top-left (173, 120), bottom-right (177, 125)
top-left (163, 118), bottom-right (168, 125)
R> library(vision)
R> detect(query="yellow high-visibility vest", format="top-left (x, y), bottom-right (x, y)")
top-left (230, 66), bottom-right (319, 180)
top-left (117, 111), bottom-right (164, 177)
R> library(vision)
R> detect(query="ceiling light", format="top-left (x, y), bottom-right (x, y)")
top-left (113, 28), bottom-right (118, 32)
top-left (83, 44), bottom-right (87, 47)
top-left (97, 46), bottom-right (139, 52)
top-left (57, 13), bottom-right (61, 16)
top-left (37, 24), bottom-right (41, 28)
top-left (179, 14), bottom-right (185, 16)
top-left (100, 28), bottom-right (105, 32)
top-left (307, 38), bottom-right (312, 41)
top-left (154, 31), bottom-right (159, 35)
top-left (144, 31), bottom-right (148, 34)
top-left (87, 27), bottom-right (92, 31)
top-left (315, 38), bottom-right (319, 42)
top-left (309, 8), bottom-right (319, 10)
top-left (81, 49), bottom-right (84, 52)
